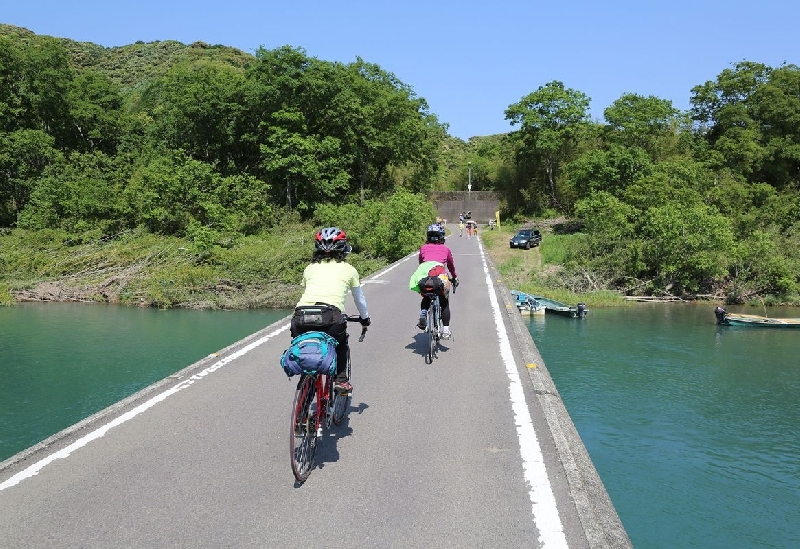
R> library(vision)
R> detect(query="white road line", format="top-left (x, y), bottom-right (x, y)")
top-left (0, 323), bottom-right (291, 491)
top-left (478, 239), bottom-right (568, 548)
top-left (369, 252), bottom-right (415, 279)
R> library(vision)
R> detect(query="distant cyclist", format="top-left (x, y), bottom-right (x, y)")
top-left (291, 227), bottom-right (370, 392)
top-left (411, 224), bottom-right (458, 338)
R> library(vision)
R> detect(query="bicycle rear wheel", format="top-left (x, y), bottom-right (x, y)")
top-left (425, 304), bottom-right (437, 364)
top-left (332, 352), bottom-right (352, 425)
top-left (290, 375), bottom-right (317, 482)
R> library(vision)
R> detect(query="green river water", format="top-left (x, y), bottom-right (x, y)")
top-left (0, 303), bottom-right (290, 463)
top-left (530, 303), bottom-right (800, 549)
top-left (1, 301), bottom-right (798, 548)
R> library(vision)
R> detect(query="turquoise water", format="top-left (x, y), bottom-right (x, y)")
top-left (0, 303), bottom-right (290, 462)
top-left (529, 303), bottom-right (800, 549)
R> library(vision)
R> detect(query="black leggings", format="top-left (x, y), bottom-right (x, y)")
top-left (421, 293), bottom-right (450, 326)
top-left (290, 314), bottom-right (349, 379)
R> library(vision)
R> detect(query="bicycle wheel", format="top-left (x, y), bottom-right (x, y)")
top-left (290, 375), bottom-right (317, 482)
top-left (425, 303), bottom-right (436, 364)
top-left (332, 351), bottom-right (351, 425)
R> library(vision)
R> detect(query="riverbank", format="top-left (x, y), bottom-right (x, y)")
top-left (4, 221), bottom-right (785, 310)
top-left (2, 222), bottom-right (612, 310)
top-left (0, 227), bottom-right (388, 309)
top-left (479, 224), bottom-right (629, 308)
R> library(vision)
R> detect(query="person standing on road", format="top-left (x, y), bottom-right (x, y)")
top-left (412, 224), bottom-right (458, 338)
top-left (291, 227), bottom-right (371, 393)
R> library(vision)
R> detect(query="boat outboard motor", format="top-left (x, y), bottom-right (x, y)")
top-left (714, 306), bottom-right (726, 324)
top-left (577, 303), bottom-right (587, 318)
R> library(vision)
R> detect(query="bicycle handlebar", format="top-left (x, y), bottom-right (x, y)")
top-left (345, 315), bottom-right (368, 342)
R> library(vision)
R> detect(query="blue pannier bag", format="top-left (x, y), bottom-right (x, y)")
top-left (280, 331), bottom-right (338, 377)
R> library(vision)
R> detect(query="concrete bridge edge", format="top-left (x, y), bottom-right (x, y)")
top-left (484, 249), bottom-right (634, 549)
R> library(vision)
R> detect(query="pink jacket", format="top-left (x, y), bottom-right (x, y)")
top-left (418, 243), bottom-right (457, 279)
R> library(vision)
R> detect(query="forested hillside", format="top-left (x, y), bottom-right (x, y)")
top-left (2, 23), bottom-right (799, 305)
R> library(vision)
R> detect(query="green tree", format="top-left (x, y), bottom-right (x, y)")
top-left (17, 151), bottom-right (125, 232)
top-left (572, 191), bottom-right (642, 282)
top-left (139, 59), bottom-right (247, 170)
top-left (603, 93), bottom-right (682, 161)
top-left (259, 115), bottom-right (350, 213)
top-left (727, 229), bottom-right (798, 301)
top-left (749, 64), bottom-right (800, 188)
top-left (20, 37), bottom-right (75, 148)
top-left (565, 144), bottom-right (652, 198)
top-left (505, 81), bottom-right (590, 209)
top-left (0, 37), bottom-right (26, 132)
top-left (690, 61), bottom-right (771, 177)
top-left (68, 70), bottom-right (125, 154)
top-left (124, 152), bottom-right (228, 235)
top-left (0, 129), bottom-right (58, 226)
top-left (342, 58), bottom-right (444, 201)
top-left (640, 203), bottom-right (735, 293)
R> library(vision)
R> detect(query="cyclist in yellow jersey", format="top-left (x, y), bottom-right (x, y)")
top-left (291, 227), bottom-right (370, 392)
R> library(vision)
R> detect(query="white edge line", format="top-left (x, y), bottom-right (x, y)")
top-left (0, 324), bottom-right (291, 491)
top-left (477, 238), bottom-right (568, 548)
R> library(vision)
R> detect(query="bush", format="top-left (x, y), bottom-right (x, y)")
top-left (314, 190), bottom-right (436, 262)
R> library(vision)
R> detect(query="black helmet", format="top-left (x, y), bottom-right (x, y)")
top-left (314, 227), bottom-right (351, 254)
top-left (426, 223), bottom-right (445, 243)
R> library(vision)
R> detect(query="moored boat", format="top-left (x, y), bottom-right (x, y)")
top-left (511, 290), bottom-right (545, 316)
top-left (714, 306), bottom-right (800, 328)
top-left (511, 290), bottom-right (587, 318)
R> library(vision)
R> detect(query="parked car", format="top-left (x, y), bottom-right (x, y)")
top-left (509, 229), bottom-right (541, 249)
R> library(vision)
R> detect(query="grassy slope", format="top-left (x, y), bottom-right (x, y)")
top-left (481, 223), bottom-right (628, 308)
top-left (0, 226), bottom-right (387, 309)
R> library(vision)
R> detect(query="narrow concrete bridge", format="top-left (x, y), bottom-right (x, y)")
top-left (0, 233), bottom-right (631, 548)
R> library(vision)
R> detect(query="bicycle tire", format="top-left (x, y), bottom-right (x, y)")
top-left (332, 351), bottom-right (351, 425)
top-left (290, 375), bottom-right (317, 482)
top-left (425, 302), bottom-right (437, 364)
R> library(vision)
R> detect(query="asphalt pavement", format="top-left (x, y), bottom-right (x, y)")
top-left (0, 229), bottom-right (631, 548)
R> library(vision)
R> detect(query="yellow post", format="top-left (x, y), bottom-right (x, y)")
top-left (495, 210), bottom-right (500, 229)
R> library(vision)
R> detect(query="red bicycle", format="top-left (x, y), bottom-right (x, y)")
top-left (290, 315), bottom-right (367, 483)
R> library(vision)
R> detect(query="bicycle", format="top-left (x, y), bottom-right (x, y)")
top-left (289, 315), bottom-right (367, 483)
top-left (423, 278), bottom-right (457, 364)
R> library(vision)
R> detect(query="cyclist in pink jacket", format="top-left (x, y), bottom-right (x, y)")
top-left (415, 224), bottom-right (458, 337)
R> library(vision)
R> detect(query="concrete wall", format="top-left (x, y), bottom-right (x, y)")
top-left (430, 191), bottom-right (500, 225)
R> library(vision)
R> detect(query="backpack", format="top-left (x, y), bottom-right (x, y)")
top-left (419, 275), bottom-right (444, 295)
top-left (419, 264), bottom-right (451, 296)
top-left (280, 331), bottom-right (338, 377)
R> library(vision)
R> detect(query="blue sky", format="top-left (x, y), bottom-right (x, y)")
top-left (4, 1), bottom-right (798, 140)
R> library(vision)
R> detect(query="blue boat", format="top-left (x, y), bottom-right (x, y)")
top-left (511, 290), bottom-right (545, 316)
top-left (511, 290), bottom-right (588, 318)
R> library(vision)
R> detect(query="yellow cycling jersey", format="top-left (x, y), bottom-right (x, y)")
top-left (296, 260), bottom-right (361, 312)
